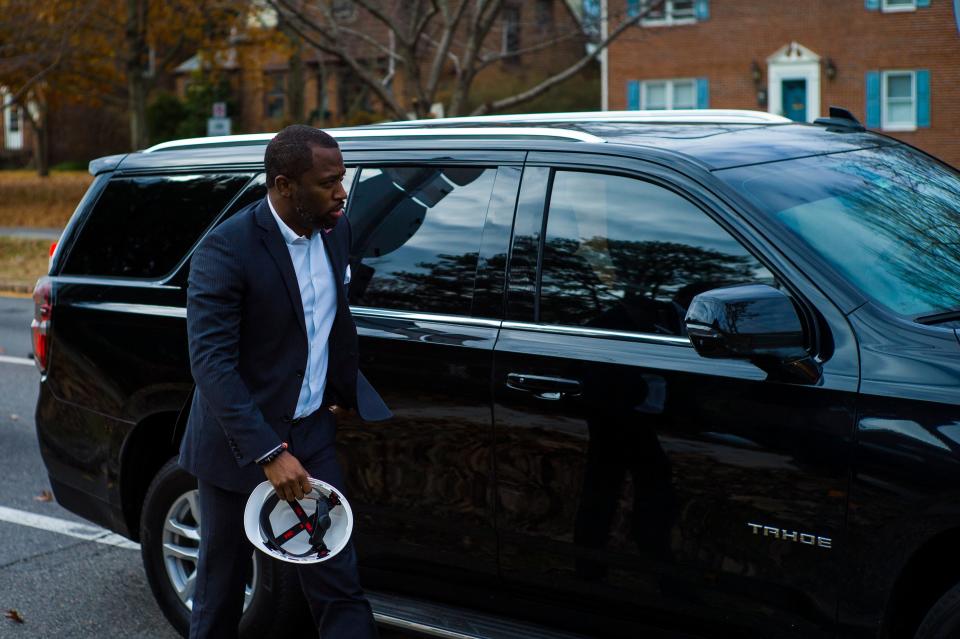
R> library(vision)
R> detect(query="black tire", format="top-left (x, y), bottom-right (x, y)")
top-left (140, 458), bottom-right (315, 638)
top-left (915, 581), bottom-right (960, 639)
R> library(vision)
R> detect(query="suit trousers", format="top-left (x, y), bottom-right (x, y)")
top-left (188, 409), bottom-right (378, 639)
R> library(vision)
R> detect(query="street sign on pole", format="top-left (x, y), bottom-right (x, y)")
top-left (207, 117), bottom-right (231, 136)
top-left (212, 102), bottom-right (227, 118)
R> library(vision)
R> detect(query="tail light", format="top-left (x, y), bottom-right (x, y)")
top-left (48, 240), bottom-right (58, 270)
top-left (31, 277), bottom-right (52, 373)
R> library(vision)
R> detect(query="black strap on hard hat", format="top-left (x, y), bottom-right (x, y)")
top-left (259, 491), bottom-right (338, 558)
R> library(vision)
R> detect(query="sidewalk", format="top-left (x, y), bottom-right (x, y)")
top-left (0, 227), bottom-right (61, 241)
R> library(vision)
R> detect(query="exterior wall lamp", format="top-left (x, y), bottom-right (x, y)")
top-left (825, 58), bottom-right (837, 80)
top-left (751, 60), bottom-right (767, 107)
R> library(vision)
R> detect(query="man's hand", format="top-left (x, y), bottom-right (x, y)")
top-left (328, 404), bottom-right (354, 418)
top-left (262, 451), bottom-right (311, 501)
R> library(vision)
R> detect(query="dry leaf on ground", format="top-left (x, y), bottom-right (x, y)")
top-left (34, 490), bottom-right (53, 502)
top-left (5, 609), bottom-right (25, 623)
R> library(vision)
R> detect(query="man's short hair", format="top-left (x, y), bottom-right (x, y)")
top-left (264, 124), bottom-right (339, 188)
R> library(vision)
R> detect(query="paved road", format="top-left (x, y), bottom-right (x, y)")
top-left (0, 314), bottom-right (179, 638)
top-left (0, 295), bottom-right (413, 639)
top-left (0, 294), bottom-right (33, 360)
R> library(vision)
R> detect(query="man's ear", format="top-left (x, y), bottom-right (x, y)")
top-left (274, 174), bottom-right (293, 198)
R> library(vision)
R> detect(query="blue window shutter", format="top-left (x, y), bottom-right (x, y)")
top-left (866, 71), bottom-right (881, 128)
top-left (695, 0), bottom-right (710, 19)
top-left (627, 0), bottom-right (640, 17)
top-left (627, 80), bottom-right (640, 110)
top-left (917, 69), bottom-right (931, 127)
top-left (696, 78), bottom-right (709, 109)
top-left (865, 0), bottom-right (879, 9)
top-left (917, 0), bottom-right (930, 7)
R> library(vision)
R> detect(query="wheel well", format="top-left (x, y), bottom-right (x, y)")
top-left (883, 528), bottom-right (960, 638)
top-left (119, 411), bottom-right (181, 542)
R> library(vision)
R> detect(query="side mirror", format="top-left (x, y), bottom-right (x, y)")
top-left (683, 284), bottom-right (822, 384)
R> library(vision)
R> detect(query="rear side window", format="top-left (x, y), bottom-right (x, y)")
top-left (62, 173), bottom-right (251, 278)
top-left (539, 170), bottom-right (774, 336)
top-left (346, 165), bottom-right (496, 314)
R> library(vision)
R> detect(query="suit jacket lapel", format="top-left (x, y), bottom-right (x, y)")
top-left (320, 226), bottom-right (347, 312)
top-left (254, 199), bottom-right (307, 339)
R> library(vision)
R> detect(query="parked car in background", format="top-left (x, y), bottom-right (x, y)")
top-left (32, 109), bottom-right (960, 638)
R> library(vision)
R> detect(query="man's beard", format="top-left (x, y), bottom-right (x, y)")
top-left (293, 191), bottom-right (326, 231)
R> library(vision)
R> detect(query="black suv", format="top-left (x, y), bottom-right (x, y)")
top-left (33, 109), bottom-right (960, 639)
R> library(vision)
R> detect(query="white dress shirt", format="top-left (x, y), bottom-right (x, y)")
top-left (267, 195), bottom-right (338, 419)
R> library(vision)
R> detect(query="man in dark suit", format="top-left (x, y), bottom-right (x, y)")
top-left (180, 124), bottom-right (390, 639)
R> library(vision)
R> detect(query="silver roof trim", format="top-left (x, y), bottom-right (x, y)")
top-left (383, 109), bottom-right (792, 126)
top-left (143, 126), bottom-right (604, 153)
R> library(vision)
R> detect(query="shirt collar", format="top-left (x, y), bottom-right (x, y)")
top-left (267, 194), bottom-right (306, 245)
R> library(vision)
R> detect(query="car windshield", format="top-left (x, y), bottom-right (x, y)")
top-left (717, 145), bottom-right (960, 319)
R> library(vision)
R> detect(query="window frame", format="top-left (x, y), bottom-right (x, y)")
top-left (881, 69), bottom-right (917, 132)
top-left (343, 162), bottom-right (503, 316)
top-left (59, 171), bottom-right (258, 283)
top-left (501, 5), bottom-right (521, 59)
top-left (641, 0), bottom-right (697, 26)
top-left (264, 72), bottom-right (287, 120)
top-left (881, 0), bottom-right (916, 12)
top-left (639, 78), bottom-right (698, 110)
top-left (2, 91), bottom-right (23, 150)
top-left (527, 165), bottom-right (784, 342)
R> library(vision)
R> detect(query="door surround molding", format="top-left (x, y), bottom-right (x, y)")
top-left (766, 42), bottom-right (821, 123)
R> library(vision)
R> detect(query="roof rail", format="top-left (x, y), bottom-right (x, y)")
top-left (143, 126), bottom-right (604, 153)
top-left (376, 109), bottom-right (792, 127)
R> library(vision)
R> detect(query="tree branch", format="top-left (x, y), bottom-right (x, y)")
top-left (353, 0), bottom-right (410, 46)
top-left (471, 0), bottom-right (664, 115)
top-left (475, 25), bottom-right (583, 71)
top-left (424, 0), bottom-right (469, 99)
top-left (270, 0), bottom-right (409, 118)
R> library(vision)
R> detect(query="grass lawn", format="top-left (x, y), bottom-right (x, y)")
top-left (0, 170), bottom-right (93, 228)
top-left (0, 237), bottom-right (51, 293)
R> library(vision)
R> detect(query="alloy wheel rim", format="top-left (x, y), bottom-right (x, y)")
top-left (161, 489), bottom-right (257, 612)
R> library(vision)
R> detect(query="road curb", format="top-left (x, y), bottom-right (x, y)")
top-left (0, 285), bottom-right (34, 297)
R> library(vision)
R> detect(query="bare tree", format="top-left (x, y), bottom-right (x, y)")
top-left (268, 0), bottom-right (663, 120)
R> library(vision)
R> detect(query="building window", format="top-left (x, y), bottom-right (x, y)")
top-left (2, 93), bottom-right (23, 151)
top-left (502, 5), bottom-right (521, 59)
top-left (882, 0), bottom-right (916, 11)
top-left (265, 72), bottom-right (287, 120)
top-left (535, 0), bottom-right (554, 32)
top-left (642, 0), bottom-right (696, 25)
top-left (639, 79), bottom-right (698, 110)
top-left (331, 0), bottom-right (356, 21)
top-left (882, 70), bottom-right (916, 130)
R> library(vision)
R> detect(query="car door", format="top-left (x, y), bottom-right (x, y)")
top-left (336, 151), bottom-right (522, 597)
top-left (492, 154), bottom-right (859, 637)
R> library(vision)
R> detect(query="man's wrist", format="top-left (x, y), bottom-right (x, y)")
top-left (256, 442), bottom-right (288, 466)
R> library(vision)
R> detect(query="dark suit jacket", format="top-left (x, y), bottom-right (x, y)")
top-left (179, 198), bottom-right (390, 493)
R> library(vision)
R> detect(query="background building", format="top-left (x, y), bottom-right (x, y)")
top-left (603, 0), bottom-right (960, 165)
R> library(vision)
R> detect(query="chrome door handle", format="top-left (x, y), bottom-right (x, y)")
top-left (506, 373), bottom-right (581, 399)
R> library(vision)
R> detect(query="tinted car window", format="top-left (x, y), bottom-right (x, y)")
top-left (539, 171), bottom-right (774, 336)
top-left (63, 173), bottom-right (251, 278)
top-left (717, 146), bottom-right (960, 319)
top-left (346, 166), bottom-right (495, 314)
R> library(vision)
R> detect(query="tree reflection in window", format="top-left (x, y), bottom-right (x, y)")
top-left (347, 166), bottom-right (495, 314)
top-left (539, 171), bottom-right (774, 336)
top-left (719, 146), bottom-right (960, 319)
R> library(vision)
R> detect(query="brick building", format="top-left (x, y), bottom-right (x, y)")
top-left (602, 0), bottom-right (960, 166)
top-left (173, 0), bottom-right (591, 133)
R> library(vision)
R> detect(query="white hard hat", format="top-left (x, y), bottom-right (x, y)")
top-left (243, 478), bottom-right (353, 564)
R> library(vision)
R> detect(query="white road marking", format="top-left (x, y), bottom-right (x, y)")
top-left (0, 355), bottom-right (35, 367)
top-left (0, 505), bottom-right (140, 550)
